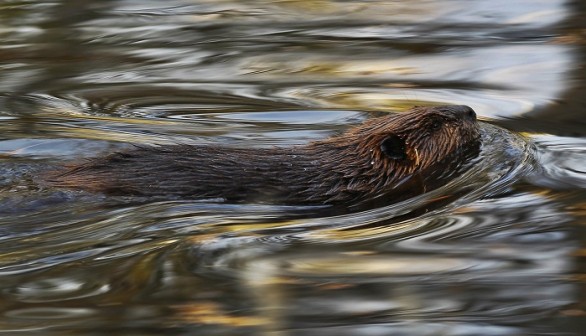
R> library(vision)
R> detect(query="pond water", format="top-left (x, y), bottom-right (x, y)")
top-left (1, 0), bottom-right (586, 335)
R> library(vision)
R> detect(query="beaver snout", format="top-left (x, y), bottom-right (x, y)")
top-left (439, 105), bottom-right (477, 122)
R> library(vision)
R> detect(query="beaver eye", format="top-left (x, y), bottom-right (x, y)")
top-left (429, 117), bottom-right (443, 131)
top-left (380, 135), bottom-right (406, 160)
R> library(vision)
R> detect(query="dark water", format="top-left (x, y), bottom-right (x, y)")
top-left (1, 1), bottom-right (585, 335)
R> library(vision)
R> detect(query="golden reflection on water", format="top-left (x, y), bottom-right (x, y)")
top-left (270, 255), bottom-right (487, 275)
top-left (174, 301), bottom-right (267, 327)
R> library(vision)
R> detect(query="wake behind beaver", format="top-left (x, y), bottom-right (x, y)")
top-left (45, 105), bottom-right (481, 206)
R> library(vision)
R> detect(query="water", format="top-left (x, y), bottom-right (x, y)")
top-left (1, 0), bottom-right (585, 335)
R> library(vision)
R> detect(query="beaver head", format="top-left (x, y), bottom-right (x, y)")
top-left (305, 105), bottom-right (480, 203)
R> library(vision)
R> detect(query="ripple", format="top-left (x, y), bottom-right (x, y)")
top-left (271, 85), bottom-right (539, 119)
top-left (10, 277), bottom-right (109, 302)
top-left (287, 323), bottom-right (521, 336)
top-left (532, 135), bottom-right (586, 188)
top-left (5, 307), bottom-right (95, 320)
top-left (0, 138), bottom-right (116, 159)
top-left (264, 254), bottom-right (510, 277)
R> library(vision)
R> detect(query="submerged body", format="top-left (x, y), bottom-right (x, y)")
top-left (46, 105), bottom-right (480, 205)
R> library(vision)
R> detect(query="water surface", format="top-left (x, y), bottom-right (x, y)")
top-left (1, 1), bottom-right (586, 335)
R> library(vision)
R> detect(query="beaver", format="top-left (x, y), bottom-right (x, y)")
top-left (45, 105), bottom-right (480, 206)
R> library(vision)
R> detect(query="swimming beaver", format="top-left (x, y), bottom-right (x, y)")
top-left (46, 105), bottom-right (480, 205)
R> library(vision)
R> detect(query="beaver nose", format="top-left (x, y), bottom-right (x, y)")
top-left (443, 105), bottom-right (476, 121)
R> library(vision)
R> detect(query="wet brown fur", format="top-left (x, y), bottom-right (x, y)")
top-left (45, 105), bottom-right (480, 205)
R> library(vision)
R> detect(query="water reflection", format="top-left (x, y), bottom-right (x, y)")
top-left (207, 193), bottom-right (575, 336)
top-left (532, 135), bottom-right (586, 189)
top-left (0, 0), bottom-right (574, 119)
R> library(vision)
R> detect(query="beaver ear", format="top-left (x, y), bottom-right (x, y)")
top-left (380, 135), bottom-right (407, 160)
